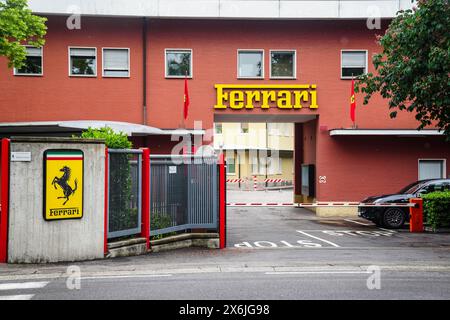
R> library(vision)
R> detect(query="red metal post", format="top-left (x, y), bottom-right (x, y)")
top-left (141, 148), bottom-right (150, 251)
top-left (410, 198), bottom-right (424, 233)
top-left (104, 147), bottom-right (109, 255)
top-left (0, 138), bottom-right (10, 263)
top-left (219, 153), bottom-right (226, 249)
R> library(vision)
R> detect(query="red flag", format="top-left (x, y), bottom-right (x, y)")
top-left (350, 78), bottom-right (356, 123)
top-left (184, 76), bottom-right (190, 120)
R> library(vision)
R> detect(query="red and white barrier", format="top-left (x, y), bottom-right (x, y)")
top-left (264, 178), bottom-right (284, 183)
top-left (226, 202), bottom-right (417, 207)
top-left (226, 178), bottom-right (246, 183)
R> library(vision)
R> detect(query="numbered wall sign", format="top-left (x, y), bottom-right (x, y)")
top-left (43, 150), bottom-right (84, 221)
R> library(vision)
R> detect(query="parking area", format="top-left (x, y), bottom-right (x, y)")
top-left (227, 205), bottom-right (450, 250)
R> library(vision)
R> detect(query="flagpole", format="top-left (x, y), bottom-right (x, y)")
top-left (181, 70), bottom-right (188, 129)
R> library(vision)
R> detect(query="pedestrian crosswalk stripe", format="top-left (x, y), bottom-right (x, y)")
top-left (0, 294), bottom-right (35, 300)
top-left (0, 281), bottom-right (49, 291)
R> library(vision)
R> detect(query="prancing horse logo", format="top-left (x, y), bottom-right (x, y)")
top-left (52, 166), bottom-right (78, 205)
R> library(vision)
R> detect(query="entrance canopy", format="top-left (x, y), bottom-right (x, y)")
top-left (329, 129), bottom-right (445, 137)
top-left (0, 120), bottom-right (166, 136)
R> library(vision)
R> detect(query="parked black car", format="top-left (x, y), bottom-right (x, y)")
top-left (358, 179), bottom-right (450, 229)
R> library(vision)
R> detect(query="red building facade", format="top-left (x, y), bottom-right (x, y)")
top-left (0, 13), bottom-right (448, 207)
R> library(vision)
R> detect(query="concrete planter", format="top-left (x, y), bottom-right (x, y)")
top-left (107, 233), bottom-right (219, 258)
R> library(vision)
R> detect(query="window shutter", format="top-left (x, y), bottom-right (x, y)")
top-left (26, 47), bottom-right (42, 57)
top-left (70, 48), bottom-right (96, 57)
top-left (342, 52), bottom-right (366, 67)
top-left (104, 49), bottom-right (129, 70)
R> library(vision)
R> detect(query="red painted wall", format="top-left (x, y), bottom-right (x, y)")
top-left (147, 19), bottom-right (422, 131)
top-left (317, 136), bottom-right (450, 201)
top-left (0, 17), bottom-right (425, 131)
top-left (0, 16), bottom-right (144, 124)
top-left (0, 17), bottom-right (448, 201)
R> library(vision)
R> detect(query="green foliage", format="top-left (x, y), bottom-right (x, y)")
top-left (0, 0), bottom-right (47, 68)
top-left (355, 0), bottom-right (450, 139)
top-left (79, 127), bottom-right (132, 149)
top-left (150, 213), bottom-right (176, 240)
top-left (422, 191), bottom-right (450, 231)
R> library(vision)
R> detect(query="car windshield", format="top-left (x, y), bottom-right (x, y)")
top-left (398, 181), bottom-right (427, 194)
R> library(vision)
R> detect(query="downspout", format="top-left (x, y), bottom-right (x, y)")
top-left (142, 17), bottom-right (148, 126)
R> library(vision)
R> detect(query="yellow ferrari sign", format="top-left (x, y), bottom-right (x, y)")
top-left (44, 150), bottom-right (84, 221)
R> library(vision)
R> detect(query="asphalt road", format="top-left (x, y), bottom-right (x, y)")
top-left (1, 271), bottom-right (449, 300)
top-left (1, 199), bottom-right (450, 300)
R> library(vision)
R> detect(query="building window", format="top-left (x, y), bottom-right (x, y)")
top-left (69, 47), bottom-right (97, 76)
top-left (240, 123), bottom-right (249, 134)
top-left (418, 159), bottom-right (446, 180)
top-left (215, 123), bottom-right (223, 134)
top-left (226, 157), bottom-right (236, 175)
top-left (268, 157), bottom-right (282, 175)
top-left (341, 50), bottom-right (367, 79)
top-left (165, 49), bottom-right (192, 78)
top-left (102, 48), bottom-right (130, 77)
top-left (238, 50), bottom-right (263, 78)
top-left (14, 46), bottom-right (43, 76)
top-left (270, 50), bottom-right (296, 79)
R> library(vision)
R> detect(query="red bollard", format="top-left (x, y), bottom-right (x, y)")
top-left (409, 198), bottom-right (424, 233)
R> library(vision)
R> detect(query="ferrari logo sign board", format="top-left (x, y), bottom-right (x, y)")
top-left (44, 150), bottom-right (84, 221)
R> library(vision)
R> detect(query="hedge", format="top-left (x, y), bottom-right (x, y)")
top-left (422, 191), bottom-right (450, 231)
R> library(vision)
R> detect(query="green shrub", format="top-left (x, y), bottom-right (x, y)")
top-left (150, 213), bottom-right (176, 240)
top-left (79, 127), bottom-right (132, 149)
top-left (422, 191), bottom-right (450, 231)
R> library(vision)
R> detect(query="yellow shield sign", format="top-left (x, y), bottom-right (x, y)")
top-left (44, 150), bottom-right (84, 220)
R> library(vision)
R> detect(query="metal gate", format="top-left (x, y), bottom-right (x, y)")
top-left (150, 155), bottom-right (218, 236)
top-left (107, 149), bottom-right (142, 239)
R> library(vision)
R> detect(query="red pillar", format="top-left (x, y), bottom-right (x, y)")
top-left (141, 148), bottom-right (150, 251)
top-left (410, 198), bottom-right (424, 233)
top-left (219, 153), bottom-right (226, 249)
top-left (293, 123), bottom-right (303, 202)
top-left (0, 138), bottom-right (10, 263)
top-left (104, 147), bottom-right (109, 255)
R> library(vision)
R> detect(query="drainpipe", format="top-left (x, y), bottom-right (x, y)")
top-left (142, 17), bottom-right (148, 125)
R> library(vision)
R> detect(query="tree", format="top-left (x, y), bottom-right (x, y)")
top-left (355, 0), bottom-right (450, 138)
top-left (0, 0), bottom-right (47, 68)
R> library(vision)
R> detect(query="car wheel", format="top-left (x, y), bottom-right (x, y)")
top-left (382, 208), bottom-right (406, 229)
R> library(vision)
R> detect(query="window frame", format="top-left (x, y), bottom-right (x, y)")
top-left (237, 49), bottom-right (265, 79)
top-left (215, 123), bottom-right (223, 134)
top-left (102, 47), bottom-right (130, 78)
top-left (226, 157), bottom-right (236, 175)
top-left (340, 49), bottom-right (368, 80)
top-left (164, 48), bottom-right (193, 79)
top-left (13, 45), bottom-right (44, 77)
top-left (68, 46), bottom-right (98, 77)
top-left (269, 50), bottom-right (296, 79)
top-left (418, 158), bottom-right (447, 180)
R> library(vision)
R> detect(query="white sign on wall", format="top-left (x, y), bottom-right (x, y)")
top-left (11, 152), bottom-right (32, 162)
top-left (169, 166), bottom-right (177, 174)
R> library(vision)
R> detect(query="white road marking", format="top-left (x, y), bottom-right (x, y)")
top-left (0, 294), bottom-right (35, 300)
top-left (344, 219), bottom-right (372, 226)
top-left (378, 228), bottom-right (397, 233)
top-left (296, 230), bottom-right (341, 248)
top-left (0, 281), bottom-right (49, 291)
top-left (266, 271), bottom-right (370, 275)
top-left (82, 274), bottom-right (173, 280)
